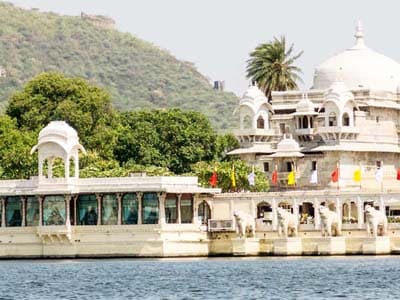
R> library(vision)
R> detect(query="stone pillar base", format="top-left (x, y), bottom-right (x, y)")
top-left (362, 236), bottom-right (391, 255)
top-left (273, 237), bottom-right (302, 256)
top-left (317, 237), bottom-right (346, 255)
top-left (232, 238), bottom-right (259, 256)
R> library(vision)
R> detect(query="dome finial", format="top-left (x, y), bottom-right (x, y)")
top-left (353, 20), bottom-right (366, 49)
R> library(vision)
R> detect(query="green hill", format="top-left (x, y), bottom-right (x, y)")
top-left (0, 2), bottom-right (238, 129)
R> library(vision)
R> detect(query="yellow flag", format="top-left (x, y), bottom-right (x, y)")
top-left (287, 171), bottom-right (295, 185)
top-left (231, 165), bottom-right (236, 188)
top-left (353, 169), bottom-right (361, 182)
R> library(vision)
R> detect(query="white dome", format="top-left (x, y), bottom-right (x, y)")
top-left (296, 94), bottom-right (315, 114)
top-left (276, 137), bottom-right (301, 152)
top-left (38, 121), bottom-right (78, 140)
top-left (240, 85), bottom-right (268, 105)
top-left (313, 22), bottom-right (400, 92)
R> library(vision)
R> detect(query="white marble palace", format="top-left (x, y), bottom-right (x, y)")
top-left (1, 22), bottom-right (400, 257)
top-left (230, 21), bottom-right (400, 192)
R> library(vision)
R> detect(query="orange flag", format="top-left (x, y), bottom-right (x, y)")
top-left (271, 169), bottom-right (278, 185)
top-left (209, 169), bottom-right (217, 187)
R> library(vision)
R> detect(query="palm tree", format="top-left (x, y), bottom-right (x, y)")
top-left (246, 36), bottom-right (303, 100)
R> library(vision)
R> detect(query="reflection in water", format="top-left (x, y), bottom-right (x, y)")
top-left (0, 257), bottom-right (400, 299)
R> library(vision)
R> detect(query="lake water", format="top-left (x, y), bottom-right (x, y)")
top-left (0, 256), bottom-right (399, 299)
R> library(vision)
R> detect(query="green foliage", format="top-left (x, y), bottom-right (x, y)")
top-left (0, 2), bottom-right (238, 130)
top-left (115, 109), bottom-right (217, 173)
top-left (191, 160), bottom-right (269, 192)
top-left (215, 133), bottom-right (240, 161)
top-left (0, 115), bottom-right (37, 179)
top-left (246, 36), bottom-right (303, 99)
top-left (6, 72), bottom-right (119, 158)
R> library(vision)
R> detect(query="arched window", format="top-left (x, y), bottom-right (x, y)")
top-left (143, 193), bottom-right (159, 224)
top-left (342, 113), bottom-right (350, 126)
top-left (122, 193), bottom-right (138, 224)
top-left (257, 116), bottom-right (265, 129)
top-left (298, 118), bottom-right (302, 129)
top-left (26, 196), bottom-right (39, 226)
top-left (165, 193), bottom-right (178, 224)
top-left (78, 194), bottom-right (98, 225)
top-left (180, 194), bottom-right (193, 224)
top-left (198, 201), bottom-right (211, 225)
top-left (302, 116), bottom-right (308, 128)
top-left (328, 112), bottom-right (337, 127)
top-left (310, 117), bottom-right (313, 128)
top-left (43, 195), bottom-right (65, 226)
top-left (243, 115), bottom-right (252, 129)
top-left (6, 196), bottom-right (22, 227)
top-left (102, 194), bottom-right (118, 225)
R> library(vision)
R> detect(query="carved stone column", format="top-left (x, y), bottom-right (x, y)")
top-left (137, 192), bottom-right (143, 225)
top-left (379, 196), bottom-right (385, 213)
top-left (177, 194), bottom-right (182, 224)
top-left (96, 194), bottom-right (102, 225)
top-left (357, 196), bottom-right (364, 229)
top-left (314, 198), bottom-right (320, 230)
top-left (158, 192), bottom-right (166, 225)
top-left (293, 198), bottom-right (299, 223)
top-left (117, 193), bottom-right (123, 225)
top-left (272, 198), bottom-right (277, 231)
top-left (335, 198), bottom-right (341, 220)
top-left (38, 195), bottom-right (44, 226)
top-left (1, 197), bottom-right (6, 227)
top-left (21, 196), bottom-right (27, 227)
top-left (73, 195), bottom-right (78, 225)
top-left (65, 195), bottom-right (71, 226)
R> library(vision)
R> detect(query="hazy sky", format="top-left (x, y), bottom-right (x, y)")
top-left (7, 0), bottom-right (400, 96)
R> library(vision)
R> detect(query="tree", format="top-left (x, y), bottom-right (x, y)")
top-left (0, 115), bottom-right (37, 179)
top-left (191, 160), bottom-right (269, 192)
top-left (114, 109), bottom-right (217, 174)
top-left (6, 72), bottom-right (119, 158)
top-left (246, 36), bottom-right (303, 100)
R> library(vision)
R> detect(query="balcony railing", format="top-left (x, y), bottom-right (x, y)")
top-left (316, 126), bottom-right (360, 141)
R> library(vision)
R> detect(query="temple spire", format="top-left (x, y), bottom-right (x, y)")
top-left (353, 20), bottom-right (366, 49)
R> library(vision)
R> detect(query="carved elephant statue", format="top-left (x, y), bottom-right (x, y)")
top-left (233, 210), bottom-right (255, 238)
top-left (319, 206), bottom-right (342, 237)
top-left (365, 205), bottom-right (387, 237)
top-left (276, 207), bottom-right (298, 237)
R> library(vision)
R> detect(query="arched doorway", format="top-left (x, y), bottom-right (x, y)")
top-left (278, 201), bottom-right (293, 213)
top-left (342, 201), bottom-right (357, 223)
top-left (198, 201), bottom-right (211, 225)
top-left (257, 202), bottom-right (272, 224)
top-left (299, 202), bottom-right (314, 224)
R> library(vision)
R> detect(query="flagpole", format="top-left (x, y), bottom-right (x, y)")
top-left (337, 161), bottom-right (340, 191)
top-left (381, 161), bottom-right (384, 193)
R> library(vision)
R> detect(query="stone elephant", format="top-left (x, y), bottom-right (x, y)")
top-left (319, 206), bottom-right (342, 237)
top-left (276, 207), bottom-right (298, 237)
top-left (233, 210), bottom-right (255, 238)
top-left (365, 205), bottom-right (388, 237)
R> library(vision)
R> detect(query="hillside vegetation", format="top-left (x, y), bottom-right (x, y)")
top-left (0, 2), bottom-right (238, 129)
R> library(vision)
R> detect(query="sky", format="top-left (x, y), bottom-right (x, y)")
top-left (7, 0), bottom-right (400, 96)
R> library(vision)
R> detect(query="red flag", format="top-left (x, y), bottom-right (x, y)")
top-left (271, 170), bottom-right (278, 185)
top-left (331, 168), bottom-right (339, 183)
top-left (209, 171), bottom-right (217, 187)
top-left (397, 168), bottom-right (400, 180)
